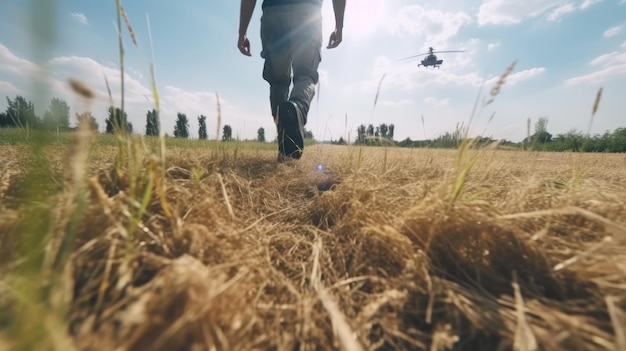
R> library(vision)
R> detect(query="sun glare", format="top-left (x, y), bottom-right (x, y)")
top-left (322, 0), bottom-right (386, 40)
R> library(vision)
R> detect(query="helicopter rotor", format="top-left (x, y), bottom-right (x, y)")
top-left (397, 48), bottom-right (465, 61)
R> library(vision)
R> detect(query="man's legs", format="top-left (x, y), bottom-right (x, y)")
top-left (289, 5), bottom-right (322, 125)
top-left (260, 11), bottom-right (291, 122)
top-left (261, 4), bottom-right (322, 160)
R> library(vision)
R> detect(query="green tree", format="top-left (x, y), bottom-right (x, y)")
top-left (174, 113), bottom-right (190, 138)
top-left (0, 112), bottom-right (8, 128)
top-left (552, 129), bottom-right (585, 151)
top-left (582, 132), bottom-right (610, 152)
top-left (76, 111), bottom-right (99, 132)
top-left (43, 97), bottom-right (70, 130)
top-left (379, 123), bottom-right (388, 138)
top-left (333, 137), bottom-right (347, 145)
top-left (6, 95), bottom-right (39, 128)
top-left (198, 115), bottom-right (208, 140)
top-left (535, 117), bottom-right (549, 135)
top-left (533, 117), bottom-right (552, 144)
top-left (105, 107), bottom-right (129, 134)
top-left (431, 123), bottom-right (465, 149)
top-left (608, 127), bottom-right (626, 152)
top-left (145, 109), bottom-right (160, 136)
top-left (257, 127), bottom-right (265, 142)
top-left (388, 124), bottom-right (395, 140)
top-left (356, 124), bottom-right (366, 144)
top-left (399, 137), bottom-right (413, 147)
top-left (222, 124), bottom-right (232, 141)
top-left (366, 124), bottom-right (374, 136)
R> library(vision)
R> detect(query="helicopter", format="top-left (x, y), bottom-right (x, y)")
top-left (398, 47), bottom-right (465, 69)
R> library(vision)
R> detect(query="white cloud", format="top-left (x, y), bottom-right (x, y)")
top-left (621, 41), bottom-right (626, 49)
top-left (71, 12), bottom-right (88, 25)
top-left (547, 2), bottom-right (576, 21)
top-left (0, 44), bottom-right (256, 136)
top-left (424, 97), bottom-right (450, 106)
top-left (127, 66), bottom-right (144, 81)
top-left (565, 64), bottom-right (626, 84)
top-left (0, 80), bottom-right (21, 96)
top-left (477, 0), bottom-right (564, 25)
top-left (0, 43), bottom-right (42, 77)
top-left (487, 42), bottom-right (501, 51)
top-left (348, 55), bottom-right (484, 96)
top-left (49, 56), bottom-right (150, 106)
top-left (603, 25), bottom-right (623, 38)
top-left (565, 50), bottom-right (626, 85)
top-left (390, 5), bottom-right (471, 48)
top-left (580, 0), bottom-right (602, 9)
top-left (160, 86), bottom-right (217, 125)
top-left (484, 67), bottom-right (547, 87)
top-left (381, 99), bottom-right (413, 107)
top-left (589, 51), bottom-right (626, 65)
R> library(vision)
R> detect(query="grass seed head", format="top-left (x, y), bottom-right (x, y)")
top-left (119, 4), bottom-right (137, 46)
top-left (490, 60), bottom-right (517, 97)
top-left (592, 87), bottom-right (603, 117)
top-left (68, 79), bottom-right (95, 99)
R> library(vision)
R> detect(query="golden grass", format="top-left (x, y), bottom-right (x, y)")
top-left (1, 140), bottom-right (625, 350)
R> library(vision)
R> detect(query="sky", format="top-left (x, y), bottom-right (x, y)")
top-left (0, 0), bottom-right (625, 142)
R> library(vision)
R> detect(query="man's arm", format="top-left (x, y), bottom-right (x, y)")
top-left (238, 0), bottom-right (257, 56)
top-left (327, 0), bottom-right (345, 49)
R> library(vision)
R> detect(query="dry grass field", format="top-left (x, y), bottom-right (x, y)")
top-left (1, 132), bottom-right (625, 350)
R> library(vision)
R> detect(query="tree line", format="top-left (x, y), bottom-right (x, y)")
top-left (0, 95), bottom-right (276, 142)
top-left (2, 95), bottom-right (624, 152)
top-left (355, 123), bottom-right (395, 145)
top-left (0, 95), bottom-right (85, 130)
top-left (390, 117), bottom-right (626, 152)
top-left (519, 117), bottom-right (626, 153)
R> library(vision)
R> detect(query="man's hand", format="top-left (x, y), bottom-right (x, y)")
top-left (327, 28), bottom-right (343, 49)
top-left (238, 0), bottom-right (256, 56)
top-left (238, 33), bottom-right (251, 56)
top-left (328, 0), bottom-right (345, 49)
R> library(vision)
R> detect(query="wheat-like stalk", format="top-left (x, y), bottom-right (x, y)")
top-left (119, 3), bottom-right (137, 47)
top-left (215, 92), bottom-right (222, 141)
top-left (68, 78), bottom-right (95, 99)
top-left (485, 60), bottom-right (517, 106)
top-left (146, 14), bottom-right (160, 114)
top-left (588, 87), bottom-right (603, 134)
top-left (372, 73), bottom-right (386, 112)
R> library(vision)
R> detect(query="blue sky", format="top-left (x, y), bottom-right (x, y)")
top-left (0, 0), bottom-right (625, 142)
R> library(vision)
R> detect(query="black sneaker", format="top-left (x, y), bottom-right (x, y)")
top-left (277, 101), bottom-right (304, 160)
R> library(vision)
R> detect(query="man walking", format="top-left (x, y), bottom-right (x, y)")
top-left (238, 0), bottom-right (346, 161)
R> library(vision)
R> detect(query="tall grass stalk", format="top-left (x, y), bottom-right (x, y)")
top-left (573, 87), bottom-right (604, 191)
top-left (371, 73), bottom-right (386, 124)
top-left (215, 92), bottom-right (222, 142)
top-left (383, 146), bottom-right (388, 172)
top-left (588, 87), bottom-right (603, 135)
top-left (449, 61), bottom-right (516, 204)
top-left (7, 0), bottom-right (81, 349)
top-left (115, 0), bottom-right (125, 121)
top-left (145, 13), bottom-right (161, 137)
top-left (49, 109), bottom-right (93, 288)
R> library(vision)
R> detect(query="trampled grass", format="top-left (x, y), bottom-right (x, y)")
top-left (1, 135), bottom-right (625, 350)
